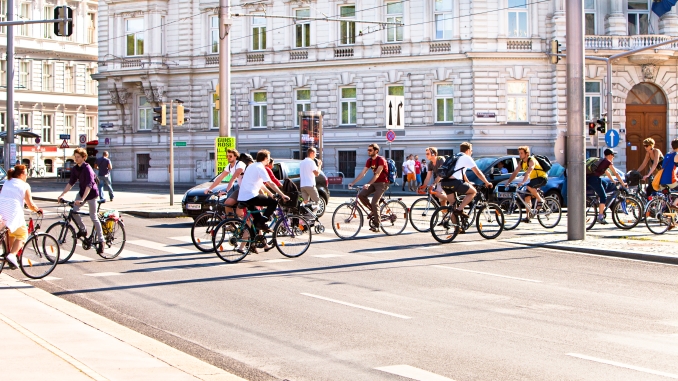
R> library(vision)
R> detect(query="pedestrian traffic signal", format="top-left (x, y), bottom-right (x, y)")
top-left (550, 39), bottom-right (561, 64)
top-left (153, 104), bottom-right (166, 126)
top-left (588, 122), bottom-right (596, 135)
top-left (54, 6), bottom-right (73, 37)
top-left (596, 118), bottom-right (607, 134)
top-left (177, 105), bottom-right (190, 126)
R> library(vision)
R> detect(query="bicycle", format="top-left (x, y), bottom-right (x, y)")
top-left (27, 166), bottom-right (46, 178)
top-left (46, 199), bottom-right (126, 263)
top-left (331, 186), bottom-right (408, 239)
top-left (644, 187), bottom-right (678, 234)
top-left (0, 213), bottom-right (60, 279)
top-left (496, 184), bottom-right (562, 230)
top-left (585, 183), bottom-right (644, 230)
top-left (409, 187), bottom-right (443, 233)
top-left (211, 197), bottom-right (312, 263)
top-left (429, 184), bottom-right (505, 243)
top-left (191, 193), bottom-right (236, 252)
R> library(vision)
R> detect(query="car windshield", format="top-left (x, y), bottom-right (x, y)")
top-left (475, 158), bottom-right (496, 172)
top-left (548, 163), bottom-right (565, 177)
top-left (0, 167), bottom-right (6, 182)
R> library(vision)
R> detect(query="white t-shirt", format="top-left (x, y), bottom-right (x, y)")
top-left (237, 162), bottom-right (271, 201)
top-left (225, 160), bottom-right (247, 186)
top-left (0, 178), bottom-right (30, 232)
top-left (406, 159), bottom-right (416, 174)
top-left (402, 161), bottom-right (410, 175)
top-left (299, 158), bottom-right (318, 188)
top-left (451, 154), bottom-right (477, 180)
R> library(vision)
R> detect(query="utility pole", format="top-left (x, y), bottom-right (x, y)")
top-left (218, 0), bottom-right (231, 137)
top-left (566, 0), bottom-right (585, 240)
top-left (4, 0), bottom-right (14, 170)
top-left (169, 100), bottom-right (175, 206)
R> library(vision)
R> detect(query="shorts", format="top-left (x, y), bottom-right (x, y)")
top-left (527, 177), bottom-right (547, 189)
top-left (416, 174), bottom-right (422, 184)
top-left (407, 173), bottom-right (416, 181)
top-left (441, 178), bottom-right (472, 195)
top-left (227, 187), bottom-right (240, 202)
top-left (301, 186), bottom-right (320, 203)
top-left (8, 225), bottom-right (28, 243)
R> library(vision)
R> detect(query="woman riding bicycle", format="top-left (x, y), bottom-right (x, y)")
top-left (0, 165), bottom-right (43, 269)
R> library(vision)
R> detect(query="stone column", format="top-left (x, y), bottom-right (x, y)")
top-left (606, 0), bottom-right (626, 35)
top-left (660, 5), bottom-right (678, 35)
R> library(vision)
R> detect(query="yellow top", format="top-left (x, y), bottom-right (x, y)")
top-left (522, 157), bottom-right (547, 180)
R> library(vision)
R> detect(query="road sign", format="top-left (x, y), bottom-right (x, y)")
top-left (35, 137), bottom-right (41, 144)
top-left (385, 95), bottom-right (405, 130)
top-left (173, 141), bottom-right (187, 147)
top-left (9, 143), bottom-right (16, 164)
top-left (386, 130), bottom-right (396, 142)
top-left (214, 137), bottom-right (237, 174)
top-left (59, 134), bottom-right (71, 140)
top-left (104, 137), bottom-right (110, 146)
top-left (60, 140), bottom-right (69, 149)
top-left (605, 129), bottom-right (620, 148)
top-left (79, 134), bottom-right (87, 148)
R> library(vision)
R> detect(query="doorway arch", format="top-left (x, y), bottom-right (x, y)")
top-left (625, 82), bottom-right (667, 171)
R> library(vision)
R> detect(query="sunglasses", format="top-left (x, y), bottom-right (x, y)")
top-left (367, 149), bottom-right (374, 152)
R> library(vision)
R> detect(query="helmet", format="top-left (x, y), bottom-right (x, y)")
top-left (626, 170), bottom-right (642, 187)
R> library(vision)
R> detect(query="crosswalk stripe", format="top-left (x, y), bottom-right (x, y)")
top-left (312, 254), bottom-right (345, 258)
top-left (167, 236), bottom-right (193, 243)
top-left (118, 250), bottom-right (148, 258)
top-left (126, 239), bottom-right (195, 255)
top-left (375, 365), bottom-right (456, 381)
top-left (68, 253), bottom-right (96, 262)
top-left (262, 259), bottom-right (293, 263)
top-left (84, 272), bottom-right (122, 277)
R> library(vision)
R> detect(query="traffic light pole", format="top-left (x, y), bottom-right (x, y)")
top-left (218, 0), bottom-right (231, 138)
top-left (4, 0), bottom-right (14, 170)
top-left (169, 100), bottom-right (175, 206)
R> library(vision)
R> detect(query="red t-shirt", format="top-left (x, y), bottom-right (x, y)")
top-left (265, 166), bottom-right (282, 187)
top-left (365, 156), bottom-right (389, 183)
top-left (414, 161), bottom-right (421, 175)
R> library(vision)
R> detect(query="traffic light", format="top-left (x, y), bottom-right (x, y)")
top-left (54, 6), bottom-right (73, 37)
top-left (596, 118), bottom-right (607, 134)
top-left (550, 39), bottom-right (561, 64)
top-left (214, 84), bottom-right (220, 110)
top-left (177, 105), bottom-right (190, 125)
top-left (153, 104), bottom-right (166, 126)
top-left (588, 122), bottom-right (596, 136)
top-left (86, 147), bottom-right (98, 157)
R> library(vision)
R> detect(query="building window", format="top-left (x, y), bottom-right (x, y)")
top-left (42, 63), bottom-right (53, 92)
top-left (295, 89), bottom-right (311, 126)
top-left (438, 149), bottom-right (455, 157)
top-left (86, 68), bottom-right (97, 95)
top-left (252, 14), bottom-right (266, 51)
top-left (18, 61), bottom-right (30, 90)
top-left (0, 112), bottom-right (5, 132)
top-left (508, 0), bottom-right (528, 38)
top-left (88, 13), bottom-right (96, 44)
top-left (126, 18), bottom-right (144, 56)
top-left (338, 150), bottom-right (357, 178)
top-left (507, 81), bottom-right (528, 122)
top-left (434, 0), bottom-right (453, 40)
top-left (585, 81), bottom-right (601, 122)
top-left (138, 96), bottom-right (153, 131)
top-left (42, 115), bottom-right (52, 143)
top-left (86, 116), bottom-right (95, 141)
top-left (628, 0), bottom-right (649, 36)
top-left (295, 9), bottom-right (311, 48)
top-left (43, 6), bottom-right (53, 39)
top-left (435, 84), bottom-right (454, 122)
top-left (0, 0), bottom-right (6, 34)
top-left (585, 0), bottom-right (596, 35)
top-left (0, 60), bottom-right (6, 87)
top-left (19, 2), bottom-right (30, 36)
top-left (340, 5), bottom-right (356, 45)
top-left (20, 113), bottom-right (29, 129)
top-left (64, 115), bottom-right (74, 142)
top-left (388, 86), bottom-right (404, 96)
top-left (210, 15), bottom-right (219, 53)
top-left (340, 88), bottom-right (357, 125)
top-left (64, 66), bottom-right (74, 93)
top-left (252, 92), bottom-right (267, 128)
top-left (386, 2), bottom-right (403, 42)
top-left (210, 92), bottom-right (219, 129)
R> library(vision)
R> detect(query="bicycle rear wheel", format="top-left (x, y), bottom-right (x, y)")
top-left (19, 233), bottom-right (60, 279)
top-left (645, 198), bottom-right (672, 235)
top-left (499, 199), bottom-right (522, 230)
top-left (274, 215), bottom-right (312, 258)
top-left (99, 220), bottom-right (126, 259)
top-left (430, 206), bottom-right (459, 244)
top-left (585, 198), bottom-right (598, 230)
top-left (380, 199), bottom-right (408, 236)
top-left (612, 195), bottom-right (643, 230)
top-left (476, 203), bottom-right (504, 239)
top-left (191, 212), bottom-right (223, 252)
top-left (45, 222), bottom-right (76, 264)
top-left (213, 218), bottom-right (251, 263)
top-left (537, 196), bottom-right (562, 229)
top-left (331, 203), bottom-right (363, 239)
top-left (409, 197), bottom-right (437, 232)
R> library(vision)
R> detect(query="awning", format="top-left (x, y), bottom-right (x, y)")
top-left (0, 129), bottom-right (41, 140)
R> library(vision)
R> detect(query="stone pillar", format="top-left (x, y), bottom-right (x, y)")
top-left (659, 5), bottom-right (678, 35)
top-left (606, 0), bottom-right (626, 35)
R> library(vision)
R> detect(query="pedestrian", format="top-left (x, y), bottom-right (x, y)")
top-left (414, 155), bottom-right (422, 187)
top-left (420, 158), bottom-right (428, 186)
top-left (406, 155), bottom-right (416, 191)
top-left (300, 148), bottom-right (322, 208)
top-left (401, 158), bottom-right (409, 191)
top-left (95, 151), bottom-right (114, 202)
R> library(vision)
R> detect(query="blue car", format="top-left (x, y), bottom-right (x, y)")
top-left (541, 163), bottom-right (623, 207)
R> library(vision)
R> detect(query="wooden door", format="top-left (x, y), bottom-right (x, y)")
top-left (626, 105), bottom-right (666, 171)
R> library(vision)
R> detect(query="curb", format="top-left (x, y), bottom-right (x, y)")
top-left (508, 241), bottom-right (678, 265)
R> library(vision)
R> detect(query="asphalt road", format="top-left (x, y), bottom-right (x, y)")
top-left (10, 197), bottom-right (678, 381)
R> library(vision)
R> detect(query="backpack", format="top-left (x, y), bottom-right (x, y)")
top-left (531, 155), bottom-right (552, 174)
top-left (436, 153), bottom-right (464, 179)
top-left (585, 157), bottom-right (602, 175)
top-left (238, 153), bottom-right (253, 166)
top-left (386, 158), bottom-right (397, 184)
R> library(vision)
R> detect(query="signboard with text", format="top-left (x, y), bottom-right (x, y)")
top-left (79, 134), bottom-right (87, 148)
top-left (214, 137), bottom-right (237, 175)
top-left (299, 111), bottom-right (323, 160)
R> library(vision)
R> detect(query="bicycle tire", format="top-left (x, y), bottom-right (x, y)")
top-left (274, 215), bottom-right (312, 258)
top-left (0, 233), bottom-right (7, 274)
top-left (380, 199), bottom-right (408, 236)
top-left (409, 197), bottom-right (437, 232)
top-left (98, 220), bottom-right (126, 259)
top-left (585, 198), bottom-right (598, 230)
top-left (537, 196), bottom-right (562, 229)
top-left (612, 195), bottom-right (643, 230)
top-left (476, 203), bottom-right (504, 239)
top-left (191, 212), bottom-right (223, 252)
top-left (499, 199), bottom-right (522, 230)
top-left (38, 168), bottom-right (45, 177)
top-left (429, 206), bottom-right (459, 243)
top-left (45, 221), bottom-right (77, 263)
top-left (331, 203), bottom-right (363, 239)
top-left (19, 233), bottom-right (60, 279)
top-left (213, 218), bottom-right (251, 263)
top-left (644, 198), bottom-right (672, 235)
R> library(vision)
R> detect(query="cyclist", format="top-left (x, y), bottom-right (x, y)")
top-left (205, 149), bottom-right (246, 217)
top-left (637, 138), bottom-right (664, 198)
top-left (586, 148), bottom-right (627, 225)
top-left (349, 143), bottom-right (389, 232)
top-left (421, 147), bottom-right (447, 206)
top-left (436, 142), bottom-right (493, 218)
top-left (504, 146), bottom-right (548, 223)
top-left (658, 138), bottom-right (678, 208)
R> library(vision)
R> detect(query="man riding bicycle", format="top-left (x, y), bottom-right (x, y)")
top-left (586, 148), bottom-right (626, 225)
top-left (349, 143), bottom-right (389, 232)
top-left (421, 147), bottom-right (448, 207)
top-left (504, 146), bottom-right (548, 223)
top-left (205, 149), bottom-right (247, 217)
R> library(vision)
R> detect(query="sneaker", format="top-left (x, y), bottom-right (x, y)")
top-left (96, 242), bottom-right (105, 255)
top-left (369, 227), bottom-right (380, 233)
top-left (255, 221), bottom-right (272, 233)
top-left (76, 230), bottom-right (87, 239)
top-left (521, 218), bottom-right (531, 223)
top-left (454, 209), bottom-right (470, 219)
top-left (597, 216), bottom-right (608, 225)
top-left (5, 253), bottom-right (19, 269)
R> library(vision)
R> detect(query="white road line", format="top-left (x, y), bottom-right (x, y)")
top-left (167, 236), bottom-right (193, 243)
top-left (312, 254), bottom-right (345, 258)
top-left (301, 293), bottom-right (412, 319)
top-left (68, 253), bottom-right (96, 262)
top-left (432, 265), bottom-right (542, 283)
top-left (84, 272), bottom-right (122, 277)
top-left (117, 250), bottom-right (148, 258)
top-left (312, 235), bottom-right (337, 242)
top-left (375, 365), bottom-right (456, 381)
top-left (262, 259), bottom-right (293, 263)
top-left (126, 239), bottom-right (194, 255)
top-left (567, 353), bottom-right (678, 379)
top-left (26, 276), bottom-right (61, 281)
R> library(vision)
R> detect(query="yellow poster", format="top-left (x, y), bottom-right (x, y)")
top-left (214, 137), bottom-right (236, 174)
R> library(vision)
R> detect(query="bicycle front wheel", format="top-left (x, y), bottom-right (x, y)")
top-left (430, 206), bottom-right (459, 244)
top-left (38, 168), bottom-right (46, 177)
top-left (99, 220), bottom-right (126, 259)
top-left (45, 221), bottom-right (76, 264)
top-left (213, 218), bottom-right (251, 263)
top-left (19, 233), bottom-right (60, 279)
top-left (585, 198), bottom-right (598, 230)
top-left (380, 199), bottom-right (408, 236)
top-left (499, 199), bottom-right (522, 230)
top-left (612, 195), bottom-right (643, 230)
top-left (476, 203), bottom-right (504, 239)
top-left (537, 196), bottom-right (562, 229)
top-left (409, 197), bottom-right (437, 232)
top-left (331, 203), bottom-right (363, 239)
top-left (274, 215), bottom-right (312, 258)
top-left (191, 212), bottom-right (223, 252)
top-left (645, 198), bottom-right (672, 235)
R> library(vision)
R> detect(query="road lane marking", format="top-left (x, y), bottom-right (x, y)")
top-left (26, 276), bottom-right (61, 281)
top-left (84, 272), bottom-right (122, 277)
top-left (126, 239), bottom-right (194, 255)
top-left (261, 259), bottom-right (293, 263)
top-left (118, 250), bottom-right (148, 258)
top-left (375, 365), bottom-right (456, 381)
top-left (168, 236), bottom-right (193, 243)
top-left (68, 253), bottom-right (96, 262)
top-left (312, 254), bottom-right (345, 258)
top-left (301, 293), bottom-right (411, 319)
top-left (432, 265), bottom-right (542, 283)
top-left (567, 353), bottom-right (678, 379)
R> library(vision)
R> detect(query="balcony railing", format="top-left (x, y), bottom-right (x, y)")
top-left (206, 55), bottom-right (219, 65)
top-left (381, 45), bottom-right (401, 55)
top-left (586, 34), bottom-right (678, 50)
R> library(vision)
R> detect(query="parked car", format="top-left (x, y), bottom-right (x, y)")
top-left (0, 166), bottom-right (6, 190)
top-left (182, 159), bottom-right (331, 219)
top-left (57, 161), bottom-right (75, 178)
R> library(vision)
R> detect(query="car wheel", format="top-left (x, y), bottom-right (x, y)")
top-left (316, 196), bottom-right (327, 217)
top-left (546, 190), bottom-right (563, 208)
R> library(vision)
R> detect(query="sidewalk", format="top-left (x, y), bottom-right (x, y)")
top-left (0, 274), bottom-right (247, 381)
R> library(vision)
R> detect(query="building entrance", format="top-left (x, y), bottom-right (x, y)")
top-left (625, 83), bottom-right (667, 171)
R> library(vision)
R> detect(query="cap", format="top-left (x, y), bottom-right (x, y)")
top-left (604, 148), bottom-right (617, 156)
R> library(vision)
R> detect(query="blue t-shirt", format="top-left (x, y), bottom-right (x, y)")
top-left (660, 152), bottom-right (677, 185)
top-left (96, 157), bottom-right (111, 177)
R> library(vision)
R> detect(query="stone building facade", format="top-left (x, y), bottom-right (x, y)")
top-left (96, 0), bottom-right (678, 183)
top-left (0, 0), bottom-right (99, 174)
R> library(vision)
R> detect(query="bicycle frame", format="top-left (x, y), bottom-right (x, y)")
top-left (505, 186), bottom-right (544, 215)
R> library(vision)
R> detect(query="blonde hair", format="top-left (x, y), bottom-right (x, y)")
top-left (643, 138), bottom-right (655, 147)
top-left (518, 146), bottom-right (530, 155)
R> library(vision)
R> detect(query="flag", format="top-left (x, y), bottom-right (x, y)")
top-left (652, 0), bottom-right (678, 17)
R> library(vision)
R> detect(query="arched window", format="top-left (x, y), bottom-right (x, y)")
top-left (626, 83), bottom-right (666, 105)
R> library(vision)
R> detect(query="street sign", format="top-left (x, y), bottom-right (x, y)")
top-left (35, 137), bottom-right (41, 144)
top-left (60, 140), bottom-right (69, 149)
top-left (173, 141), bottom-right (187, 147)
top-left (214, 137), bottom-right (237, 174)
top-left (386, 130), bottom-right (396, 142)
top-left (9, 143), bottom-right (16, 164)
top-left (385, 95), bottom-right (405, 130)
top-left (79, 134), bottom-right (87, 148)
top-left (605, 129), bottom-right (620, 148)
top-left (59, 134), bottom-right (71, 140)
top-left (104, 137), bottom-right (110, 146)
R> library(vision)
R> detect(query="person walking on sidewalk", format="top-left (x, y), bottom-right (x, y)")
top-left (300, 148), bottom-right (322, 207)
top-left (406, 155), bottom-right (417, 191)
top-left (57, 148), bottom-right (106, 255)
top-left (349, 143), bottom-right (390, 232)
top-left (401, 158), bottom-right (410, 191)
top-left (0, 165), bottom-right (43, 269)
top-left (414, 155), bottom-right (422, 187)
top-left (95, 151), bottom-right (114, 202)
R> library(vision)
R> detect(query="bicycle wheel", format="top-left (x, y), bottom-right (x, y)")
top-left (45, 221), bottom-right (77, 264)
top-left (380, 199), bottom-right (408, 236)
top-left (99, 220), bottom-right (126, 259)
top-left (191, 212), bottom-right (223, 252)
top-left (213, 218), bottom-right (251, 263)
top-left (274, 215), bottom-right (312, 258)
top-left (430, 206), bottom-right (459, 244)
top-left (537, 196), bottom-right (562, 229)
top-left (19, 233), bottom-right (60, 279)
top-left (331, 203), bottom-right (363, 239)
top-left (476, 203), bottom-right (504, 239)
top-left (409, 197), bottom-right (437, 232)
top-left (645, 198), bottom-right (672, 235)
top-left (38, 168), bottom-right (45, 177)
top-left (585, 198), bottom-right (598, 230)
top-left (612, 195), bottom-right (643, 230)
top-left (499, 199), bottom-right (522, 230)
top-left (0, 233), bottom-right (7, 274)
